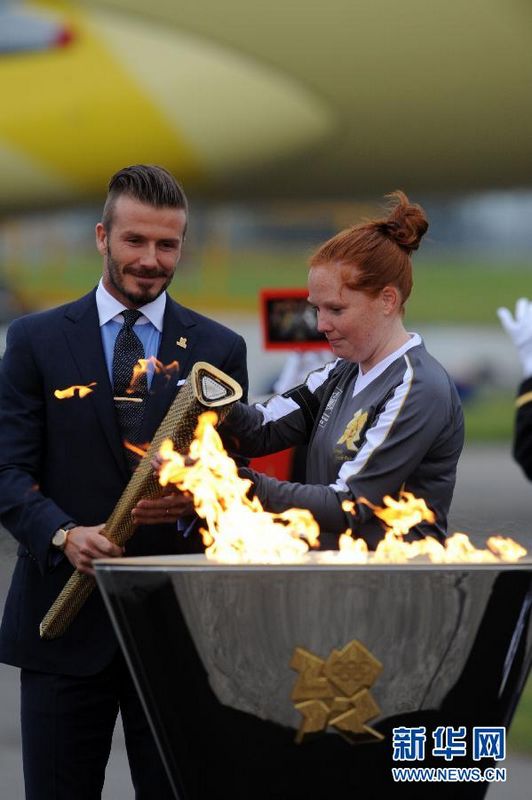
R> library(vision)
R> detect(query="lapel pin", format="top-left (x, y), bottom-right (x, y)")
top-left (176, 337), bottom-right (188, 349)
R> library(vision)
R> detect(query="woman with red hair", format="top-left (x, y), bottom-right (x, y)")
top-left (232, 192), bottom-right (463, 546)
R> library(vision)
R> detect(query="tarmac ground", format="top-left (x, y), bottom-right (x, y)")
top-left (0, 443), bottom-right (530, 799)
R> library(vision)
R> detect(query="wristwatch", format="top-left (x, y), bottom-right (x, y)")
top-left (51, 522), bottom-right (77, 550)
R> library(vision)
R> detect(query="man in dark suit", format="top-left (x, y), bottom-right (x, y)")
top-left (0, 165), bottom-right (248, 799)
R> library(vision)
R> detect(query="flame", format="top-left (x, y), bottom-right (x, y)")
top-left (158, 412), bottom-right (319, 563)
top-left (336, 532), bottom-right (369, 563)
top-left (359, 493), bottom-right (436, 534)
top-left (487, 535), bottom-right (527, 561)
top-left (157, 413), bottom-right (527, 565)
top-left (124, 441), bottom-right (149, 458)
top-left (54, 382), bottom-right (96, 399)
top-left (323, 492), bottom-right (527, 564)
top-left (127, 357), bottom-right (179, 394)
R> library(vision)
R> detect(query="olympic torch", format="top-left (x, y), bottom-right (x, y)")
top-left (39, 362), bottom-right (242, 640)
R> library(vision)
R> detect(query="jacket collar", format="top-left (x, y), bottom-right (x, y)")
top-left (62, 290), bottom-right (201, 470)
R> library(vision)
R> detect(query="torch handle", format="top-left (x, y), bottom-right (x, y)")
top-left (39, 571), bottom-right (95, 639)
top-left (39, 473), bottom-right (163, 640)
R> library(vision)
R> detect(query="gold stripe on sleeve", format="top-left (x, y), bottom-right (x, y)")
top-left (515, 391), bottom-right (532, 409)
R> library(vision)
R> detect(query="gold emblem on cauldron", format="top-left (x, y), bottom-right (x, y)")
top-left (290, 639), bottom-right (383, 744)
top-left (337, 410), bottom-right (368, 451)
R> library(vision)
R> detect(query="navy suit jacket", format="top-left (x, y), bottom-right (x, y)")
top-left (0, 289), bottom-right (248, 675)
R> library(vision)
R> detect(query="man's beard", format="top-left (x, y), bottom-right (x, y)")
top-left (106, 246), bottom-right (174, 306)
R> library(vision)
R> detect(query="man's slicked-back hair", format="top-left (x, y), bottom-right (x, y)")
top-left (102, 164), bottom-right (188, 232)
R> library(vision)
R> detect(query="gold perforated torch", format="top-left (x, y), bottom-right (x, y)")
top-left (39, 362), bottom-right (242, 639)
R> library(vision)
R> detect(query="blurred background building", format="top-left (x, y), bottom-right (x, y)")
top-left (1, 0), bottom-right (531, 426)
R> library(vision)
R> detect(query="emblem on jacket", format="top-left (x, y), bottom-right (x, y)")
top-left (337, 409), bottom-right (369, 451)
top-left (176, 337), bottom-right (188, 349)
top-left (290, 639), bottom-right (383, 745)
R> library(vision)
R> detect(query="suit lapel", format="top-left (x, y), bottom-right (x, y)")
top-left (138, 297), bottom-right (199, 442)
top-left (61, 290), bottom-right (129, 477)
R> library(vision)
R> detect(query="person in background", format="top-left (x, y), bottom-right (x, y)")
top-left (498, 299), bottom-right (532, 478)
top-left (219, 191), bottom-right (464, 548)
top-left (0, 164), bottom-right (248, 800)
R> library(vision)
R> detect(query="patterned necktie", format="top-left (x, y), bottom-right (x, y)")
top-left (112, 309), bottom-right (148, 466)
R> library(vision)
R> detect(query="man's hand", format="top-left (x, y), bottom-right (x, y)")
top-left (131, 491), bottom-right (195, 526)
top-left (64, 525), bottom-right (123, 576)
top-left (497, 298), bottom-right (532, 378)
top-left (132, 453), bottom-right (195, 525)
